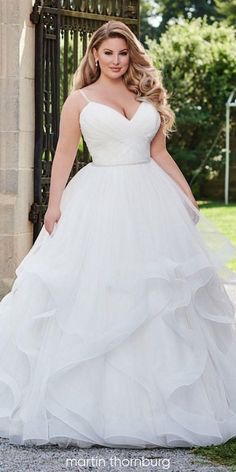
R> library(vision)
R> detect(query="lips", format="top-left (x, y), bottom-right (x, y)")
top-left (110, 68), bottom-right (121, 71)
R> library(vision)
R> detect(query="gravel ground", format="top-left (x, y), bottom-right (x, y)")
top-left (0, 439), bottom-right (235, 472)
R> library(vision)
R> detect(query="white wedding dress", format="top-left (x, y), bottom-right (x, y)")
top-left (1, 88), bottom-right (236, 449)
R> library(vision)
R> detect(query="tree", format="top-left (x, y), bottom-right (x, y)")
top-left (215, 0), bottom-right (236, 25)
top-left (151, 0), bottom-right (221, 36)
top-left (139, 0), bottom-right (160, 45)
top-left (146, 18), bottom-right (236, 196)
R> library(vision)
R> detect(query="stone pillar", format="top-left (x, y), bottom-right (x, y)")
top-left (0, 0), bottom-right (35, 297)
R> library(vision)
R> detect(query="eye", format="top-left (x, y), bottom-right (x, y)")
top-left (104, 51), bottom-right (128, 55)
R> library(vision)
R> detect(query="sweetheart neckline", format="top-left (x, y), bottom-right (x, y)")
top-left (79, 100), bottom-right (147, 123)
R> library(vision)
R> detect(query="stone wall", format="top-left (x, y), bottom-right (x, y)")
top-left (0, 0), bottom-right (35, 297)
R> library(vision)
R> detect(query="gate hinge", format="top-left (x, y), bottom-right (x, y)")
top-left (30, 4), bottom-right (43, 25)
top-left (28, 202), bottom-right (41, 224)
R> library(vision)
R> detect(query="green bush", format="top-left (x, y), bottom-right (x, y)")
top-left (146, 18), bottom-right (236, 195)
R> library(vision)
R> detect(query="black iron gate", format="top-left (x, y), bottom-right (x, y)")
top-left (29, 0), bottom-right (140, 241)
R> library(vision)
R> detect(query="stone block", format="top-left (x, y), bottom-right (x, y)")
top-left (0, 192), bottom-right (16, 233)
top-left (18, 130), bottom-right (34, 168)
top-left (14, 168), bottom-right (34, 233)
top-left (20, 25), bottom-right (35, 79)
top-left (19, 77), bottom-right (34, 132)
top-left (0, 77), bottom-right (19, 132)
top-left (6, 23), bottom-right (20, 77)
top-left (0, 168), bottom-right (18, 193)
top-left (0, 130), bottom-right (19, 169)
top-left (0, 23), bottom-right (7, 79)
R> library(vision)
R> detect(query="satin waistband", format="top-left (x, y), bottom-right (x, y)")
top-left (91, 159), bottom-right (151, 167)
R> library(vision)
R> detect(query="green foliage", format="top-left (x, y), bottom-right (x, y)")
top-left (154, 0), bottom-right (221, 34)
top-left (192, 436), bottom-right (236, 467)
top-left (215, 0), bottom-right (236, 25)
top-left (146, 18), bottom-right (236, 194)
top-left (156, 0), bottom-right (218, 18)
top-left (140, 0), bottom-right (160, 44)
top-left (139, 0), bottom-right (222, 41)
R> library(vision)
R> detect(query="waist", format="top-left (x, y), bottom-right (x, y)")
top-left (91, 158), bottom-right (152, 167)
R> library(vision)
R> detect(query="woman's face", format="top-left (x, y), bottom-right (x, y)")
top-left (93, 37), bottom-right (130, 79)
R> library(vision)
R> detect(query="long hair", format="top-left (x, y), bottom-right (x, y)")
top-left (72, 20), bottom-right (175, 136)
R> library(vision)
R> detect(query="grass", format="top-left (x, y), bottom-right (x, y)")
top-left (198, 199), bottom-right (236, 272)
top-left (191, 438), bottom-right (236, 470)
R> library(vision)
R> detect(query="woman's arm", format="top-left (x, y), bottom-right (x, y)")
top-left (47, 91), bottom-right (82, 209)
top-left (150, 125), bottom-right (199, 209)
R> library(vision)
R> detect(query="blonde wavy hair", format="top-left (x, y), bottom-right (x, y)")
top-left (72, 20), bottom-right (175, 136)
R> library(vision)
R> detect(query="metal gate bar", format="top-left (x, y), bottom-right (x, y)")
top-left (29, 0), bottom-right (140, 240)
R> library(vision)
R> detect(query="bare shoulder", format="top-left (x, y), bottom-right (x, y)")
top-left (80, 84), bottom-right (101, 97)
top-left (62, 88), bottom-right (90, 118)
top-left (63, 84), bottom-right (98, 115)
top-left (81, 84), bottom-right (97, 92)
top-left (63, 89), bottom-right (84, 110)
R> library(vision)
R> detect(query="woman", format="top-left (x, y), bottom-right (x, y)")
top-left (1, 20), bottom-right (236, 449)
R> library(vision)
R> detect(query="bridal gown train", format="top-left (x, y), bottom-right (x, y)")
top-left (1, 88), bottom-right (236, 449)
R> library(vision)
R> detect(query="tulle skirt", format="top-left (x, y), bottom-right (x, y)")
top-left (1, 158), bottom-right (236, 448)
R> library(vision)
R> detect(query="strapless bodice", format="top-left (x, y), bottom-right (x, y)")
top-left (79, 100), bottom-right (161, 166)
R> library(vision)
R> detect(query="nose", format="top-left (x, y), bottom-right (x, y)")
top-left (112, 55), bottom-right (120, 65)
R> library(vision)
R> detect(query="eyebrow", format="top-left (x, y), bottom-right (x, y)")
top-left (103, 48), bottom-right (128, 51)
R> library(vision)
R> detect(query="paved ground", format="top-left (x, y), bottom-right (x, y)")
top-left (0, 439), bottom-right (235, 472)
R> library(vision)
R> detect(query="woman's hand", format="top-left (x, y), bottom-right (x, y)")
top-left (187, 193), bottom-right (200, 211)
top-left (44, 206), bottom-right (61, 235)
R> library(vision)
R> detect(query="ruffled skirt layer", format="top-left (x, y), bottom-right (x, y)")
top-left (1, 159), bottom-right (236, 448)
